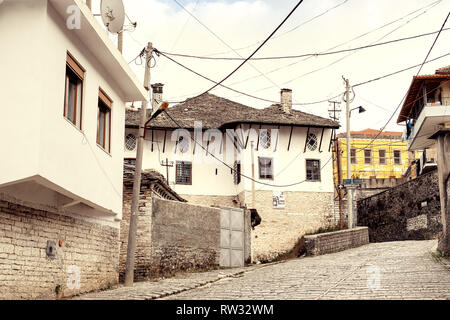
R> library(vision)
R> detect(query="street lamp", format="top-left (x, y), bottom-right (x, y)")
top-left (346, 106), bottom-right (366, 179)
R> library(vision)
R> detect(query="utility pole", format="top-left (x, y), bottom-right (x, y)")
top-left (161, 158), bottom-right (173, 183)
top-left (328, 100), bottom-right (343, 229)
top-left (343, 76), bottom-right (354, 229)
top-left (118, 31), bottom-right (124, 54)
top-left (251, 141), bottom-right (256, 208)
top-left (124, 42), bottom-right (152, 287)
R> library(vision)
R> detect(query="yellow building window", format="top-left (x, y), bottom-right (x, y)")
top-left (379, 149), bottom-right (386, 164)
top-left (394, 150), bottom-right (401, 165)
top-left (364, 149), bottom-right (372, 164)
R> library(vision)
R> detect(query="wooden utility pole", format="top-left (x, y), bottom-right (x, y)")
top-left (118, 31), bottom-right (124, 54)
top-left (329, 100), bottom-right (343, 229)
top-left (251, 141), bottom-right (256, 208)
top-left (343, 76), bottom-right (354, 229)
top-left (161, 158), bottom-right (173, 182)
top-left (124, 42), bottom-right (152, 286)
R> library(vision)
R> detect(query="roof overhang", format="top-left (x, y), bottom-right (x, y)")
top-left (397, 74), bottom-right (450, 123)
top-left (49, 0), bottom-right (147, 102)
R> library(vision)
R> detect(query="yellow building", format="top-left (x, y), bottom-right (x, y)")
top-left (333, 128), bottom-right (416, 184)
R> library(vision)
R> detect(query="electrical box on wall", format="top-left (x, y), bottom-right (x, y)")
top-left (46, 240), bottom-right (56, 259)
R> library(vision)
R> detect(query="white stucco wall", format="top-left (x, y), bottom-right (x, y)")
top-left (124, 123), bottom-right (335, 197)
top-left (0, 1), bottom-right (141, 221)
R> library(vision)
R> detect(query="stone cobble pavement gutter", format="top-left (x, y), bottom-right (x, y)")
top-left (73, 261), bottom-right (286, 300)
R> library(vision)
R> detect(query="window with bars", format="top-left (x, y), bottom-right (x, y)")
top-left (176, 161), bottom-right (192, 185)
top-left (306, 159), bottom-right (321, 181)
top-left (394, 150), bottom-right (401, 165)
top-left (233, 161), bottom-right (241, 184)
top-left (97, 89), bottom-right (112, 153)
top-left (350, 148), bottom-right (357, 164)
top-left (125, 133), bottom-right (136, 151)
top-left (258, 157), bottom-right (273, 180)
top-left (259, 129), bottom-right (271, 149)
top-left (379, 149), bottom-right (386, 164)
top-left (364, 149), bottom-right (372, 164)
top-left (64, 52), bottom-right (84, 129)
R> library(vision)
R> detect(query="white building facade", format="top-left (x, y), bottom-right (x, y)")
top-left (125, 87), bottom-right (339, 261)
top-left (0, 0), bottom-right (146, 298)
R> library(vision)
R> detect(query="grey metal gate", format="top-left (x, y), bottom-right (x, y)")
top-left (219, 207), bottom-right (245, 267)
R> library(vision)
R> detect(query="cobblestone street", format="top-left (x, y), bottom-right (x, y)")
top-left (76, 240), bottom-right (450, 300)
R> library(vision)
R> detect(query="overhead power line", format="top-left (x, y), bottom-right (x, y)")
top-left (160, 108), bottom-right (333, 188)
top-left (158, 28), bottom-right (450, 61)
top-left (200, 0), bottom-right (305, 94)
top-left (172, 0), bottom-right (285, 98)
top-left (350, 11), bottom-right (450, 152)
top-left (203, 0), bottom-right (350, 57)
top-left (155, 46), bottom-right (450, 106)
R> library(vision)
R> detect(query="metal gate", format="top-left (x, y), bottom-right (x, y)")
top-left (219, 207), bottom-right (245, 267)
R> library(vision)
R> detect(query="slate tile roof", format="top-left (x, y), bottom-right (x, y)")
top-left (126, 93), bottom-right (339, 130)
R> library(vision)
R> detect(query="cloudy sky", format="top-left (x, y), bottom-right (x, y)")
top-left (96, 0), bottom-right (450, 134)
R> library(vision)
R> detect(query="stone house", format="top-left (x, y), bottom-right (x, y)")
top-left (0, 0), bottom-right (146, 299)
top-left (124, 86), bottom-right (339, 261)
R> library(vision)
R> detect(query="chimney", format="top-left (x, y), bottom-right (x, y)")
top-left (151, 83), bottom-right (164, 111)
top-left (280, 88), bottom-right (292, 114)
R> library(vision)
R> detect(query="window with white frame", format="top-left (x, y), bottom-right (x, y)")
top-left (176, 161), bottom-right (192, 185)
top-left (258, 157), bottom-right (273, 179)
top-left (306, 159), bottom-right (321, 181)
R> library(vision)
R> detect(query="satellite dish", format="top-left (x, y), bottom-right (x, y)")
top-left (101, 0), bottom-right (125, 33)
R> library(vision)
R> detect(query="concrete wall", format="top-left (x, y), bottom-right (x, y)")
top-left (304, 227), bottom-right (369, 256)
top-left (357, 170), bottom-right (442, 242)
top-left (0, 194), bottom-right (119, 300)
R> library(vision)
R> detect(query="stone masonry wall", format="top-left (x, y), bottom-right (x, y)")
top-left (0, 195), bottom-right (119, 300)
top-left (119, 185), bottom-right (153, 282)
top-left (238, 190), bottom-right (335, 262)
top-left (180, 194), bottom-right (238, 208)
top-left (150, 198), bottom-right (221, 278)
top-left (304, 227), bottom-right (369, 256)
top-left (357, 169), bottom-right (442, 242)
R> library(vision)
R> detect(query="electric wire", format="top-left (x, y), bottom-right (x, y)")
top-left (159, 109), bottom-right (333, 188)
top-left (158, 28), bottom-right (450, 61)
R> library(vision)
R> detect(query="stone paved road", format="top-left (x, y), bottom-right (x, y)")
top-left (76, 240), bottom-right (450, 300)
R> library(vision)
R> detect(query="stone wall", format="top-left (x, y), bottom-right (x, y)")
top-left (150, 198), bottom-right (221, 278)
top-left (120, 192), bottom-right (226, 281)
top-left (119, 185), bottom-right (153, 282)
top-left (0, 194), bottom-right (119, 300)
top-left (180, 194), bottom-right (238, 208)
top-left (238, 190), bottom-right (335, 262)
top-left (304, 227), bottom-right (369, 256)
top-left (357, 169), bottom-right (442, 242)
